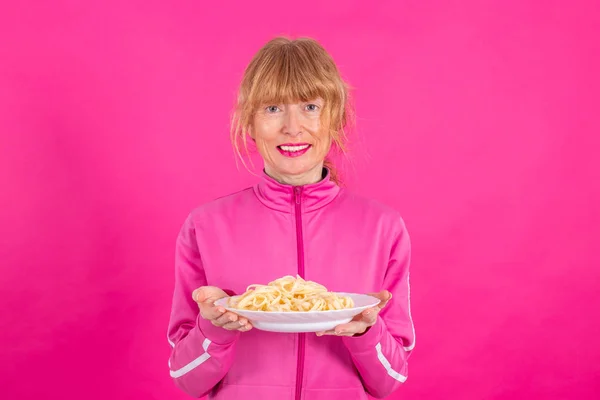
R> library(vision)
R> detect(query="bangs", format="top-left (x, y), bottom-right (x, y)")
top-left (243, 44), bottom-right (340, 111)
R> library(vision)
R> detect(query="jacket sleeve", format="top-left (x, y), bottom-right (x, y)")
top-left (342, 216), bottom-right (415, 399)
top-left (166, 214), bottom-right (240, 398)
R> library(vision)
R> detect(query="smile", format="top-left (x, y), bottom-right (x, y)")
top-left (277, 144), bottom-right (312, 158)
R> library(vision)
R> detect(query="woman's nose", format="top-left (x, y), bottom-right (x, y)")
top-left (283, 110), bottom-right (302, 137)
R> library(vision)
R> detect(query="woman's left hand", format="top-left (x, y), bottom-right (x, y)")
top-left (316, 290), bottom-right (392, 337)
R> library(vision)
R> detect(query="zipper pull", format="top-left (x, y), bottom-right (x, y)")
top-left (294, 186), bottom-right (302, 204)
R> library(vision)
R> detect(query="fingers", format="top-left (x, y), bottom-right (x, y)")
top-left (367, 290), bottom-right (392, 309)
top-left (199, 303), bottom-right (227, 320)
top-left (318, 332), bottom-right (355, 337)
top-left (212, 312), bottom-right (252, 331)
top-left (316, 307), bottom-right (381, 337)
top-left (317, 322), bottom-right (367, 336)
top-left (198, 302), bottom-right (252, 332)
top-left (316, 321), bottom-right (369, 336)
top-left (213, 311), bottom-right (246, 326)
top-left (361, 307), bottom-right (380, 324)
top-left (220, 320), bottom-right (253, 331)
top-left (202, 306), bottom-right (252, 331)
top-left (193, 286), bottom-right (251, 333)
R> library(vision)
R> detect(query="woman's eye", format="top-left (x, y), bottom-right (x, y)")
top-left (306, 104), bottom-right (319, 112)
top-left (266, 106), bottom-right (280, 113)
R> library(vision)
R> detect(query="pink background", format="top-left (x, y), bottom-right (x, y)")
top-left (1, 1), bottom-right (599, 399)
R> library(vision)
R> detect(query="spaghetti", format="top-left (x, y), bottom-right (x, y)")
top-left (228, 275), bottom-right (354, 312)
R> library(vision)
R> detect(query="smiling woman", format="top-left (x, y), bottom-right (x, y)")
top-left (230, 36), bottom-right (351, 186)
top-left (167, 36), bottom-right (415, 400)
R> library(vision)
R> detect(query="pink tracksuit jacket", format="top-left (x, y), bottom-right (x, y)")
top-left (167, 168), bottom-right (415, 399)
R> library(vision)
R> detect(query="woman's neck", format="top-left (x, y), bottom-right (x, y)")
top-left (264, 163), bottom-right (324, 186)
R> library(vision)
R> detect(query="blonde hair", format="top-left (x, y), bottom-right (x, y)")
top-left (230, 36), bottom-right (353, 185)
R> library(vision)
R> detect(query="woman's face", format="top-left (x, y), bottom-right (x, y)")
top-left (252, 98), bottom-right (331, 185)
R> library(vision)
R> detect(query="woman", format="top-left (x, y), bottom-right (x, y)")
top-left (167, 37), bottom-right (415, 400)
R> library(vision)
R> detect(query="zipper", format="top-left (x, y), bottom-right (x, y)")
top-left (293, 186), bottom-right (305, 400)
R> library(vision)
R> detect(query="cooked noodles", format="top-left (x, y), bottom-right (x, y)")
top-left (228, 275), bottom-right (354, 312)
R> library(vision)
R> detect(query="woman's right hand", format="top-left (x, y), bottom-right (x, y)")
top-left (192, 286), bottom-right (253, 332)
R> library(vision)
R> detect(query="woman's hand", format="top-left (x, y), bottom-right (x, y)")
top-left (192, 286), bottom-right (253, 332)
top-left (316, 290), bottom-right (392, 337)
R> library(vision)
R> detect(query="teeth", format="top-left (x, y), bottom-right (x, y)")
top-left (280, 145), bottom-right (309, 152)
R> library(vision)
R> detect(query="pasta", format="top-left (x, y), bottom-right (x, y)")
top-left (228, 275), bottom-right (354, 312)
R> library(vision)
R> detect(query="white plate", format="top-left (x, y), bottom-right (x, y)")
top-left (214, 293), bottom-right (381, 333)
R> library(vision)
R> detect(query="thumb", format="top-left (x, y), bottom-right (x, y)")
top-left (368, 290), bottom-right (392, 309)
top-left (192, 288), bottom-right (206, 303)
top-left (192, 286), bottom-right (227, 303)
top-left (377, 290), bottom-right (392, 308)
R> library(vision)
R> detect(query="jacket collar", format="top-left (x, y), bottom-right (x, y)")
top-left (253, 167), bottom-right (341, 213)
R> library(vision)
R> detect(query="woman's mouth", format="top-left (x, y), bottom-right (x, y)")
top-left (277, 143), bottom-right (311, 158)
